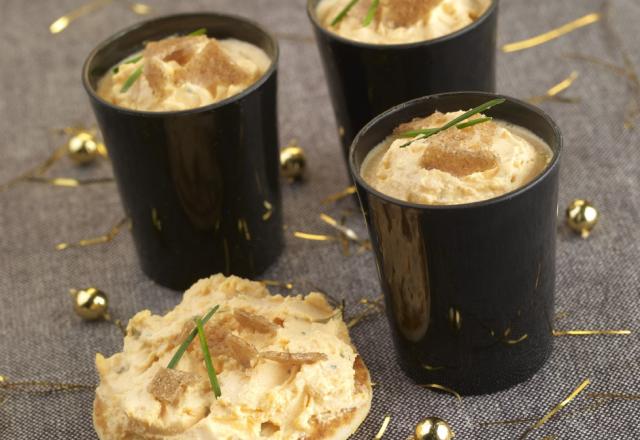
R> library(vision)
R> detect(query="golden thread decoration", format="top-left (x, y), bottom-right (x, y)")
top-left (50, 0), bottom-right (113, 34)
top-left (374, 415), bottom-right (391, 439)
top-left (56, 217), bottom-right (130, 250)
top-left (422, 364), bottom-right (445, 371)
top-left (320, 213), bottom-right (359, 241)
top-left (0, 145), bottom-right (66, 192)
top-left (293, 231), bottom-right (336, 241)
top-left (503, 333), bottom-right (529, 345)
top-left (129, 2), bottom-right (151, 15)
top-left (346, 296), bottom-right (384, 329)
top-left (602, 0), bottom-right (640, 128)
top-left (238, 218), bottom-right (252, 241)
top-left (260, 280), bottom-right (294, 290)
top-left (502, 13), bottom-right (601, 53)
top-left (479, 395), bottom-right (611, 428)
top-left (1, 128), bottom-right (111, 192)
top-left (0, 377), bottom-right (94, 392)
top-left (528, 71), bottom-right (580, 105)
top-left (151, 208), bottom-right (162, 232)
top-left (50, 0), bottom-right (151, 34)
top-left (518, 379), bottom-right (590, 439)
top-left (420, 383), bottom-right (462, 403)
top-left (262, 200), bottom-right (273, 221)
top-left (27, 176), bottom-right (114, 187)
top-left (565, 2), bottom-right (640, 128)
top-left (321, 186), bottom-right (357, 204)
top-left (553, 329), bottom-right (631, 336)
top-left (479, 396), bottom-right (609, 428)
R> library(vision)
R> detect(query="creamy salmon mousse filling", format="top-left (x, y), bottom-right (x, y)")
top-left (97, 31), bottom-right (271, 111)
top-left (317, 0), bottom-right (491, 45)
top-left (93, 275), bottom-right (372, 440)
top-left (361, 105), bottom-right (553, 205)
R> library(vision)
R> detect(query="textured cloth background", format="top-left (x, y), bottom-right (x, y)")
top-left (1, 0), bottom-right (639, 438)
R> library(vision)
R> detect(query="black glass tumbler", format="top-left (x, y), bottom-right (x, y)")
top-left (350, 92), bottom-right (562, 395)
top-left (308, 0), bottom-right (498, 165)
top-left (82, 14), bottom-right (283, 290)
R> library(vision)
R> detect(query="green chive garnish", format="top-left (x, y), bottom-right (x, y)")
top-left (188, 28), bottom-right (207, 36)
top-left (456, 116), bottom-right (493, 130)
top-left (167, 305), bottom-right (219, 369)
top-left (120, 66), bottom-right (143, 93)
top-left (398, 98), bottom-right (506, 148)
top-left (331, 0), bottom-right (360, 26)
top-left (362, 0), bottom-right (379, 26)
top-left (195, 317), bottom-right (221, 398)
top-left (112, 55), bottom-right (143, 74)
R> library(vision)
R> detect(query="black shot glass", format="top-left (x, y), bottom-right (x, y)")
top-left (82, 14), bottom-right (283, 290)
top-left (349, 92), bottom-right (562, 395)
top-left (307, 0), bottom-right (498, 165)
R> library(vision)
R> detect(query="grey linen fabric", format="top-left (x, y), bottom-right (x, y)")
top-left (1, 0), bottom-right (639, 438)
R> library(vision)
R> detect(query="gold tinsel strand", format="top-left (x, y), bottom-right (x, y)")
top-left (259, 280), bottom-right (294, 290)
top-left (293, 232), bottom-right (336, 241)
top-left (565, 2), bottom-right (640, 127)
top-left (346, 296), bottom-right (384, 329)
top-left (420, 383), bottom-right (463, 403)
top-left (502, 13), bottom-right (601, 53)
top-left (27, 176), bottom-right (114, 187)
top-left (56, 217), bottom-right (130, 250)
top-left (373, 415), bottom-right (391, 439)
top-left (0, 145), bottom-right (66, 192)
top-left (517, 379), bottom-right (590, 439)
top-left (0, 376), bottom-right (94, 392)
top-left (321, 186), bottom-right (357, 204)
top-left (528, 71), bottom-right (580, 104)
top-left (320, 213), bottom-right (359, 241)
top-left (553, 329), bottom-right (631, 336)
top-left (50, 0), bottom-right (151, 34)
top-left (0, 128), bottom-right (112, 192)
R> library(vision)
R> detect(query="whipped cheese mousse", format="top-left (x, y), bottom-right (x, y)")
top-left (97, 33), bottom-right (271, 111)
top-left (361, 110), bottom-right (553, 205)
top-left (93, 275), bottom-right (372, 440)
top-left (316, 0), bottom-right (491, 44)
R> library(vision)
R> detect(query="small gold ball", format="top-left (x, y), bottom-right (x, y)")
top-left (415, 417), bottom-right (455, 440)
top-left (566, 199), bottom-right (599, 238)
top-left (72, 288), bottom-right (109, 320)
top-left (280, 144), bottom-right (306, 181)
top-left (67, 132), bottom-right (100, 165)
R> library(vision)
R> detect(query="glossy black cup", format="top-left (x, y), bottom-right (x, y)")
top-left (83, 14), bottom-right (283, 290)
top-left (350, 92), bottom-right (562, 395)
top-left (308, 0), bottom-right (498, 165)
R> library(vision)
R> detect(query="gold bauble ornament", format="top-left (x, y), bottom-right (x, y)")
top-left (415, 417), bottom-right (455, 440)
top-left (67, 132), bottom-right (100, 165)
top-left (566, 199), bottom-right (598, 238)
top-left (280, 142), bottom-right (306, 181)
top-left (71, 288), bottom-right (109, 320)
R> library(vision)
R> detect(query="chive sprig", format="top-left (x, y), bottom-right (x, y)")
top-left (167, 305), bottom-right (219, 369)
top-left (332, 0), bottom-right (380, 27)
top-left (119, 66), bottom-right (143, 93)
top-left (196, 317), bottom-right (221, 398)
top-left (398, 98), bottom-right (506, 148)
top-left (118, 28), bottom-right (207, 93)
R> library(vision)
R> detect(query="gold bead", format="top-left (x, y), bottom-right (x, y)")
top-left (67, 132), bottom-right (100, 165)
top-left (566, 199), bottom-right (599, 238)
top-left (415, 417), bottom-right (455, 440)
top-left (280, 143), bottom-right (306, 181)
top-left (71, 288), bottom-right (109, 320)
